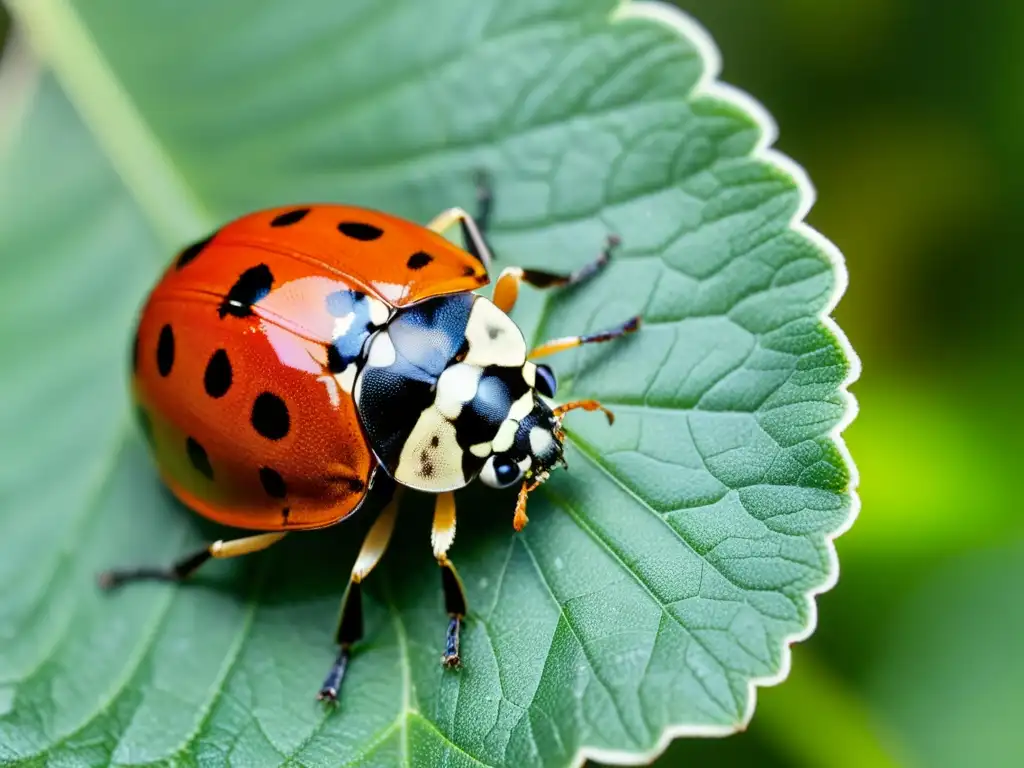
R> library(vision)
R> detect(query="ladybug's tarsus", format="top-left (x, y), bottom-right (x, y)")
top-left (435, 494), bottom-right (468, 669)
top-left (442, 617), bottom-right (462, 669)
top-left (317, 648), bottom-right (350, 705)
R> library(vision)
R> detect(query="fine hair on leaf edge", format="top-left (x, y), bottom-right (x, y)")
top-left (570, 2), bottom-right (864, 766)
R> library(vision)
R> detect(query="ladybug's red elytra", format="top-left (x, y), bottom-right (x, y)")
top-left (100, 175), bottom-right (640, 703)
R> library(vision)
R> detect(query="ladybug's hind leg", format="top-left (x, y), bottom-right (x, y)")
top-left (432, 492), bottom-right (467, 668)
top-left (98, 532), bottom-right (288, 589)
top-left (318, 490), bottom-right (401, 705)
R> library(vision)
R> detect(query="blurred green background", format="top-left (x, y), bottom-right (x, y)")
top-left (1, 1), bottom-right (1020, 766)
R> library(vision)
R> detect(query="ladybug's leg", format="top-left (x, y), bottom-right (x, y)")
top-left (528, 315), bottom-right (641, 360)
top-left (318, 491), bottom-right (401, 703)
top-left (426, 175), bottom-right (495, 273)
top-left (432, 491), bottom-right (467, 668)
top-left (491, 235), bottom-right (620, 314)
top-left (97, 532), bottom-right (287, 589)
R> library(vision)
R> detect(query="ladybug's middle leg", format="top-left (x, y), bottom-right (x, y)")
top-left (432, 491), bottom-right (467, 668)
top-left (318, 490), bottom-right (401, 704)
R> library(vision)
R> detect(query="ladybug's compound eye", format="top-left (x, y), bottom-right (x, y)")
top-left (535, 364), bottom-right (557, 398)
top-left (480, 455), bottom-right (524, 489)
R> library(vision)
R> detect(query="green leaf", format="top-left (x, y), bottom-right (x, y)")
top-left (0, 2), bottom-right (859, 766)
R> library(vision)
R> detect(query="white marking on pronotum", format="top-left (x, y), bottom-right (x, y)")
top-left (394, 409), bottom-right (465, 491)
top-left (434, 363), bottom-right (483, 420)
top-left (368, 297), bottom-right (390, 326)
top-left (509, 392), bottom-right (534, 422)
top-left (522, 362), bottom-right (538, 387)
top-left (365, 331), bottom-right (396, 367)
top-left (529, 425), bottom-right (554, 456)
top-left (463, 297), bottom-right (527, 368)
top-left (491, 419), bottom-right (518, 453)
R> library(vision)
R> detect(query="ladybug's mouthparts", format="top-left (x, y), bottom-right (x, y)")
top-left (511, 399), bottom-right (614, 532)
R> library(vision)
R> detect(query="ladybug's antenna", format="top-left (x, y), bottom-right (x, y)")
top-left (552, 399), bottom-right (615, 425)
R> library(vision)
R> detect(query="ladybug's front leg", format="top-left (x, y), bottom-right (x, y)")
top-left (318, 491), bottom-right (401, 704)
top-left (432, 491), bottom-right (467, 668)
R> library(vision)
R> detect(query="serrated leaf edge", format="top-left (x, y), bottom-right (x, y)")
top-left (570, 3), bottom-right (862, 766)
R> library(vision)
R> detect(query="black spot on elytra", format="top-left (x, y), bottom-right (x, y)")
top-left (338, 221), bottom-right (383, 241)
top-left (430, 435), bottom-right (440, 448)
top-left (259, 467), bottom-right (287, 498)
top-left (156, 324), bottom-right (175, 376)
top-left (251, 392), bottom-right (290, 440)
top-left (282, 507), bottom-right (291, 524)
top-left (186, 437), bottom-right (214, 480)
top-left (204, 349), bottom-right (232, 398)
top-left (270, 208), bottom-right (310, 227)
top-left (348, 478), bottom-right (366, 493)
top-left (462, 265), bottom-right (476, 277)
top-left (175, 234), bottom-right (214, 270)
top-left (326, 344), bottom-right (346, 374)
top-left (220, 264), bottom-right (274, 318)
top-left (407, 251), bottom-right (433, 270)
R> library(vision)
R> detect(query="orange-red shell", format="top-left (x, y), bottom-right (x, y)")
top-left (131, 204), bottom-right (490, 532)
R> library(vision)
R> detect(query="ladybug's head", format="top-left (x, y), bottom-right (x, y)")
top-left (477, 362), bottom-right (613, 531)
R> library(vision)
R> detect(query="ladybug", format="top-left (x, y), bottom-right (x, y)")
top-left (100, 175), bottom-right (640, 703)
